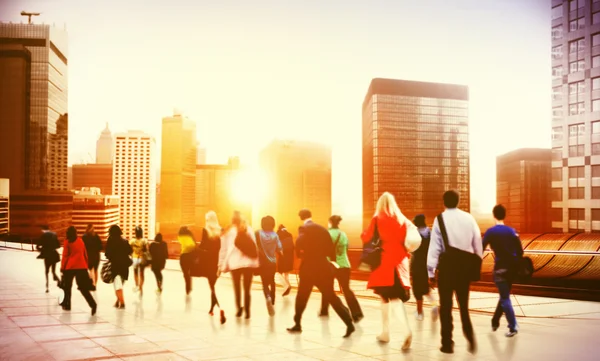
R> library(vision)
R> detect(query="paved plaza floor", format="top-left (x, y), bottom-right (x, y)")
top-left (0, 248), bottom-right (599, 361)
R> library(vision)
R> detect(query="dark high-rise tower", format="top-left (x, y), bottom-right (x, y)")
top-left (362, 78), bottom-right (470, 228)
top-left (550, 1), bottom-right (600, 232)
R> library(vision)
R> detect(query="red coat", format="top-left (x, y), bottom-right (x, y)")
top-left (361, 213), bottom-right (410, 289)
top-left (61, 238), bottom-right (89, 271)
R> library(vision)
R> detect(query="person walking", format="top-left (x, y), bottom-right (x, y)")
top-left (82, 224), bottom-right (103, 290)
top-left (149, 233), bottom-right (168, 293)
top-left (410, 214), bottom-right (438, 321)
top-left (428, 190), bottom-right (483, 354)
top-left (178, 226), bottom-right (197, 295)
top-left (287, 209), bottom-right (355, 338)
top-left (198, 211), bottom-right (226, 324)
top-left (321, 215), bottom-right (364, 323)
top-left (483, 204), bottom-right (523, 338)
top-left (105, 225), bottom-right (133, 309)
top-left (276, 225), bottom-right (294, 296)
top-left (130, 226), bottom-right (148, 297)
top-left (218, 211), bottom-right (259, 319)
top-left (37, 225), bottom-right (61, 293)
top-left (256, 216), bottom-right (283, 316)
top-left (60, 226), bottom-right (97, 315)
top-left (361, 193), bottom-right (413, 350)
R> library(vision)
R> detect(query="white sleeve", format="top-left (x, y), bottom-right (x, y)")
top-left (427, 216), bottom-right (443, 278)
top-left (471, 215), bottom-right (483, 258)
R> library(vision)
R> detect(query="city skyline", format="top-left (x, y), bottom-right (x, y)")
top-left (0, 0), bottom-right (551, 218)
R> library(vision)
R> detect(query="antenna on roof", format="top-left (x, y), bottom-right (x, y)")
top-left (20, 11), bottom-right (41, 24)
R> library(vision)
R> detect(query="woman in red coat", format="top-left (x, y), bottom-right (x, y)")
top-left (361, 192), bottom-right (413, 350)
top-left (61, 226), bottom-right (97, 315)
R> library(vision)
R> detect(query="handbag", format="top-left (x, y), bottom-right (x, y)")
top-left (404, 224), bottom-right (422, 252)
top-left (437, 214), bottom-right (482, 282)
top-left (101, 261), bottom-right (113, 284)
top-left (517, 256), bottom-right (534, 280)
top-left (360, 219), bottom-right (382, 271)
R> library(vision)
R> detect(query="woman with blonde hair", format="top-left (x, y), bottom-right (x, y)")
top-left (198, 211), bottom-right (226, 324)
top-left (361, 192), bottom-right (416, 350)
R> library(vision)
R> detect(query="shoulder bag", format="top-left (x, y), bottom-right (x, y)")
top-left (360, 219), bottom-right (382, 271)
top-left (437, 214), bottom-right (482, 282)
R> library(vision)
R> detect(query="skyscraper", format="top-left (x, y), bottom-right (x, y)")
top-left (258, 140), bottom-right (332, 235)
top-left (72, 187), bottom-right (119, 242)
top-left (158, 111), bottom-right (197, 239)
top-left (113, 131), bottom-right (157, 240)
top-left (96, 123), bottom-right (113, 164)
top-left (551, 1), bottom-right (600, 232)
top-left (362, 78), bottom-right (470, 228)
top-left (72, 164), bottom-right (113, 195)
top-left (497, 148), bottom-right (552, 234)
top-left (0, 22), bottom-right (72, 239)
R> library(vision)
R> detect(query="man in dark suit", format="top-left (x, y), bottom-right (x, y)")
top-left (287, 209), bottom-right (355, 337)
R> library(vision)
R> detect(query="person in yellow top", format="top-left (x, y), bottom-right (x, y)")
top-left (178, 226), bottom-right (197, 295)
top-left (130, 226), bottom-right (148, 296)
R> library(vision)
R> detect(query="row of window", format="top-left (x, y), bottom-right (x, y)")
top-left (552, 1), bottom-right (600, 22)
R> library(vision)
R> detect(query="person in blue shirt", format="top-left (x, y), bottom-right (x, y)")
top-left (256, 215), bottom-right (283, 317)
top-left (482, 204), bottom-right (523, 338)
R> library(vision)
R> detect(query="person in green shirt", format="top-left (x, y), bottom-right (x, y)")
top-left (320, 215), bottom-right (364, 323)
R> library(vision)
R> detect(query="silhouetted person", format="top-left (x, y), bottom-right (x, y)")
top-left (199, 211), bottom-right (226, 324)
top-left (276, 224), bottom-right (294, 296)
top-left (149, 233), bottom-right (168, 293)
top-left (130, 226), bottom-right (148, 296)
top-left (178, 226), bottom-right (197, 295)
top-left (410, 214), bottom-right (438, 321)
top-left (256, 215), bottom-right (282, 316)
top-left (83, 224), bottom-right (103, 289)
top-left (287, 209), bottom-right (355, 338)
top-left (37, 225), bottom-right (61, 293)
top-left (60, 226), bottom-right (97, 315)
top-left (105, 225), bottom-right (133, 309)
top-left (321, 215), bottom-right (364, 322)
top-left (428, 190), bottom-right (483, 354)
top-left (483, 204), bottom-right (523, 338)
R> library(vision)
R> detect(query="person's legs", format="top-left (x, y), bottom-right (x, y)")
top-left (139, 265), bottom-right (145, 295)
top-left (113, 275), bottom-right (125, 307)
top-left (51, 262), bottom-right (60, 282)
top-left (61, 271), bottom-right (75, 310)
top-left (438, 271), bottom-right (455, 352)
top-left (337, 268), bottom-right (363, 321)
top-left (455, 278), bottom-right (476, 353)
top-left (496, 279), bottom-right (517, 334)
top-left (231, 268), bottom-right (243, 316)
top-left (416, 295), bottom-right (424, 318)
top-left (44, 259), bottom-right (51, 291)
top-left (180, 253), bottom-right (192, 294)
top-left (391, 298), bottom-right (412, 350)
top-left (242, 268), bottom-right (253, 318)
top-left (377, 296), bottom-right (391, 342)
top-left (268, 265), bottom-right (276, 305)
top-left (74, 270), bottom-right (97, 313)
top-left (208, 277), bottom-right (220, 313)
top-left (289, 273), bottom-right (313, 330)
top-left (315, 272), bottom-right (354, 337)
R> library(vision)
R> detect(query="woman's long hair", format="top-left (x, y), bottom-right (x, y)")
top-left (205, 211), bottom-right (221, 238)
top-left (375, 192), bottom-right (408, 224)
top-left (85, 224), bottom-right (95, 236)
top-left (66, 226), bottom-right (78, 243)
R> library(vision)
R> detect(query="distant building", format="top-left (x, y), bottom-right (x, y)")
top-left (0, 22), bottom-right (71, 239)
top-left (258, 140), bottom-right (331, 235)
top-left (197, 146), bottom-right (207, 165)
top-left (195, 157), bottom-right (251, 232)
top-left (497, 148), bottom-right (552, 233)
top-left (72, 187), bottom-right (119, 241)
top-left (96, 123), bottom-right (113, 164)
top-left (550, 1), bottom-right (600, 232)
top-left (158, 112), bottom-right (197, 239)
top-left (0, 179), bottom-right (8, 237)
top-left (72, 164), bottom-right (112, 196)
top-left (113, 130), bottom-right (157, 240)
top-left (362, 78), bottom-right (470, 228)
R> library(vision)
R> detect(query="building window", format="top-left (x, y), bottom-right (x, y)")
top-left (592, 209), bottom-right (600, 221)
top-left (569, 144), bottom-right (585, 157)
top-left (569, 102), bottom-right (585, 115)
top-left (553, 45), bottom-right (564, 60)
top-left (595, 56), bottom-right (600, 68)
top-left (570, 17), bottom-right (585, 32)
top-left (553, 167), bottom-right (563, 181)
top-left (553, 86), bottom-right (563, 101)
top-left (552, 5), bottom-right (563, 20)
top-left (553, 65), bottom-right (564, 79)
top-left (594, 187), bottom-right (600, 199)
top-left (569, 187), bottom-right (585, 199)
top-left (569, 166), bottom-right (585, 181)
top-left (569, 81), bottom-right (586, 97)
top-left (569, 38), bottom-right (585, 53)
top-left (570, 59), bottom-right (585, 73)
top-left (552, 25), bottom-right (564, 40)
top-left (594, 100), bottom-right (600, 112)
top-left (552, 188), bottom-right (563, 202)
top-left (594, 78), bottom-right (600, 90)
top-left (570, 0), bottom-right (585, 11)
top-left (593, 165), bottom-right (600, 178)
top-left (553, 147), bottom-right (563, 161)
top-left (553, 107), bottom-right (563, 119)
top-left (593, 142), bottom-right (600, 155)
top-left (552, 126), bottom-right (564, 141)
top-left (594, 11), bottom-right (600, 24)
top-left (569, 209), bottom-right (585, 228)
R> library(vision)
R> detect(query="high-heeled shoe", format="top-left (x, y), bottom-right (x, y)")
top-left (220, 310), bottom-right (226, 324)
top-left (401, 334), bottom-right (412, 351)
top-left (236, 307), bottom-right (244, 317)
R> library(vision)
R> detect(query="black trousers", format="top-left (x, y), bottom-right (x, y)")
top-left (151, 267), bottom-right (163, 287)
top-left (62, 269), bottom-right (96, 309)
top-left (260, 262), bottom-right (276, 304)
top-left (320, 268), bottom-right (363, 320)
top-left (438, 270), bottom-right (475, 349)
top-left (207, 276), bottom-right (220, 312)
top-left (44, 259), bottom-right (60, 287)
top-left (180, 253), bottom-right (195, 294)
top-left (294, 266), bottom-right (352, 327)
top-left (231, 268), bottom-right (254, 317)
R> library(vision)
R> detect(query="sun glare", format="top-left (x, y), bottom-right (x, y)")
top-left (230, 170), bottom-right (269, 205)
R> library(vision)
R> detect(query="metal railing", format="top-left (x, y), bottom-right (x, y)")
top-left (0, 239), bottom-right (35, 251)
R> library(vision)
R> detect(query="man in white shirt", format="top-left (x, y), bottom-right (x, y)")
top-left (427, 190), bottom-right (483, 354)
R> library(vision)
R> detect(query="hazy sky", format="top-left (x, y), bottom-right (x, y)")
top-left (1, 0), bottom-right (551, 217)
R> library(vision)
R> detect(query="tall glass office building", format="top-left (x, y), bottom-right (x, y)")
top-left (362, 78), bottom-right (470, 228)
